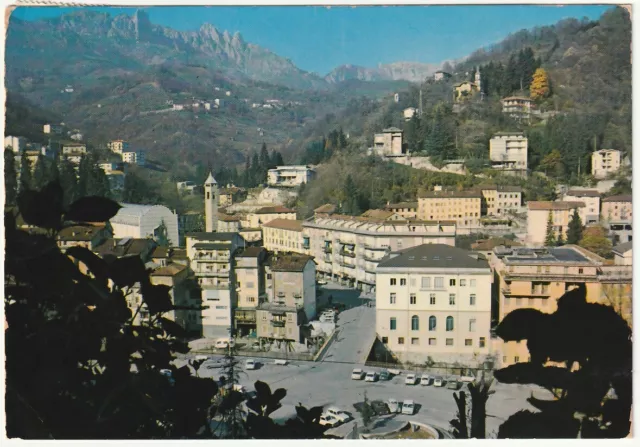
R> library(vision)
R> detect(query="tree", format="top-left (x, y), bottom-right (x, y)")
top-left (356, 391), bottom-right (374, 433)
top-left (539, 149), bottom-right (565, 178)
top-left (4, 149), bottom-right (18, 206)
top-left (608, 178), bottom-right (632, 196)
top-left (530, 68), bottom-right (551, 100)
top-left (340, 175), bottom-right (362, 216)
top-left (566, 209), bottom-right (583, 244)
top-left (450, 377), bottom-right (495, 439)
top-left (544, 211), bottom-right (556, 246)
top-left (579, 225), bottom-right (613, 258)
top-left (155, 219), bottom-right (170, 247)
top-left (18, 155), bottom-right (33, 193)
top-left (556, 227), bottom-right (565, 246)
top-left (32, 154), bottom-right (49, 191)
top-left (494, 285), bottom-right (632, 438)
top-left (58, 158), bottom-right (78, 207)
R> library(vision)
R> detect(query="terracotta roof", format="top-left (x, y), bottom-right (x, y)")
top-left (270, 254), bottom-right (315, 272)
top-left (603, 195), bottom-right (632, 203)
top-left (310, 213), bottom-right (456, 226)
top-left (477, 184), bottom-right (523, 193)
top-left (254, 206), bottom-right (295, 215)
top-left (361, 209), bottom-right (395, 220)
top-left (94, 238), bottom-right (157, 259)
top-left (528, 201), bottom-right (585, 210)
top-left (385, 202), bottom-right (418, 210)
top-left (314, 203), bottom-right (337, 214)
top-left (262, 218), bottom-right (304, 231)
top-left (57, 224), bottom-right (106, 241)
top-left (471, 238), bottom-right (523, 251)
top-left (236, 246), bottom-right (267, 258)
top-left (218, 213), bottom-right (240, 222)
top-left (565, 189), bottom-right (600, 198)
top-left (150, 263), bottom-right (187, 277)
top-left (501, 96), bottom-right (532, 101)
top-left (171, 248), bottom-right (188, 259)
top-left (419, 190), bottom-right (482, 199)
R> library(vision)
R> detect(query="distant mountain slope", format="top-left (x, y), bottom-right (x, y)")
top-left (325, 61), bottom-right (440, 84)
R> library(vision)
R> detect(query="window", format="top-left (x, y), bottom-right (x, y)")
top-left (382, 337), bottom-right (388, 344)
top-left (421, 277), bottom-right (431, 289)
top-left (390, 278), bottom-right (397, 286)
top-left (579, 268), bottom-right (584, 274)
top-left (446, 338), bottom-right (454, 346)
top-left (479, 337), bottom-right (486, 348)
top-left (267, 274), bottom-right (272, 280)
top-left (390, 317), bottom-right (397, 330)
top-left (398, 337), bottom-right (405, 345)
top-left (469, 318), bottom-right (476, 332)
top-left (446, 316), bottom-right (454, 331)
top-left (411, 315), bottom-right (419, 331)
top-left (400, 278), bottom-right (406, 286)
top-left (215, 305), bottom-right (227, 309)
top-left (390, 293), bottom-right (396, 304)
top-left (465, 339), bottom-right (472, 346)
top-left (410, 293), bottom-right (417, 305)
top-left (247, 281), bottom-right (255, 288)
top-left (429, 293), bottom-right (436, 305)
top-left (470, 279), bottom-right (476, 287)
top-left (434, 277), bottom-right (444, 288)
top-left (411, 338), bottom-right (419, 345)
top-left (449, 279), bottom-right (456, 286)
top-left (449, 294), bottom-right (456, 305)
top-left (428, 316), bottom-right (437, 331)
top-left (514, 356), bottom-right (520, 363)
top-left (429, 338), bottom-right (436, 346)
top-left (470, 294), bottom-right (476, 306)
top-left (460, 279), bottom-right (467, 287)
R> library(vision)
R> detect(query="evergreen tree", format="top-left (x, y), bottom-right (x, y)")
top-left (544, 211), bottom-right (556, 246)
top-left (4, 149), bottom-right (18, 206)
top-left (76, 157), bottom-right (91, 198)
top-left (567, 209), bottom-right (584, 245)
top-left (273, 151), bottom-right (284, 166)
top-left (32, 155), bottom-right (48, 191)
top-left (242, 155), bottom-right (251, 188)
top-left (505, 54), bottom-right (519, 93)
top-left (338, 127), bottom-right (348, 149)
top-left (18, 155), bottom-right (32, 193)
top-left (48, 156), bottom-right (60, 184)
top-left (341, 175), bottom-right (362, 216)
top-left (251, 152), bottom-right (260, 186)
top-left (58, 158), bottom-right (78, 207)
top-left (259, 143), bottom-right (269, 179)
top-left (556, 227), bottom-right (565, 246)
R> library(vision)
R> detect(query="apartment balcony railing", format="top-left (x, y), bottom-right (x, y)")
top-left (271, 320), bottom-right (286, 327)
top-left (205, 283), bottom-right (231, 290)
top-left (502, 288), bottom-right (550, 298)
top-left (364, 244), bottom-right (389, 251)
top-left (503, 272), bottom-right (597, 281)
top-left (340, 250), bottom-right (356, 258)
top-left (323, 247), bottom-right (333, 254)
top-left (339, 261), bottom-right (356, 269)
top-left (194, 268), bottom-right (230, 276)
top-left (599, 266), bottom-right (633, 281)
top-left (363, 255), bottom-right (381, 263)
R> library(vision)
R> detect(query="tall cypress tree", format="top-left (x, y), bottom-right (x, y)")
top-left (556, 227), bottom-right (565, 246)
top-left (58, 158), bottom-right (78, 207)
top-left (566, 209), bottom-right (584, 245)
top-left (544, 211), bottom-right (556, 246)
top-left (259, 143), bottom-right (269, 180)
top-left (18, 155), bottom-right (32, 193)
top-left (4, 149), bottom-right (18, 206)
top-left (32, 154), bottom-right (48, 191)
top-left (77, 157), bottom-right (91, 198)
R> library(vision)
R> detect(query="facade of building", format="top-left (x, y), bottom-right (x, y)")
top-left (150, 263), bottom-right (202, 335)
top-left (601, 195), bottom-right (632, 222)
top-left (43, 124), bottom-right (63, 135)
top-left (267, 165), bottom-right (316, 187)
top-left (217, 213), bottom-right (241, 233)
top-left (109, 203), bottom-right (179, 247)
top-left (612, 241), bottom-right (632, 266)
top-left (403, 107), bottom-right (418, 121)
top-left (591, 149), bottom-right (622, 179)
top-left (376, 244), bottom-right (492, 365)
top-left (234, 247), bottom-right (268, 337)
top-left (489, 132), bottom-right (528, 176)
top-left (122, 150), bottom-right (146, 166)
top-left (526, 201), bottom-right (585, 246)
top-left (204, 172), bottom-right (219, 233)
top-left (561, 190), bottom-right (601, 225)
top-left (108, 140), bottom-right (129, 154)
top-left (607, 221), bottom-right (632, 245)
top-left (373, 127), bottom-right (404, 157)
top-left (62, 143), bottom-right (87, 164)
top-left (385, 202), bottom-right (418, 220)
top-left (417, 190), bottom-right (483, 229)
top-left (56, 224), bottom-right (112, 251)
top-left (5, 135), bottom-right (27, 153)
top-left (479, 185), bottom-right (523, 217)
top-left (492, 246), bottom-right (603, 367)
top-left (247, 206), bottom-right (297, 228)
top-left (263, 219), bottom-right (305, 253)
top-left (219, 186), bottom-right (246, 207)
top-left (501, 96), bottom-right (533, 121)
top-left (453, 82), bottom-right (479, 102)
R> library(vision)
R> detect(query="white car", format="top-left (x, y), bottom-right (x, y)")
top-left (245, 359), bottom-right (257, 370)
top-left (433, 376), bottom-right (445, 387)
top-left (351, 368), bottom-right (365, 380)
top-left (387, 398), bottom-right (401, 414)
top-left (319, 414), bottom-right (339, 427)
top-left (420, 374), bottom-right (432, 386)
top-left (324, 407), bottom-right (350, 423)
top-left (405, 373), bottom-right (419, 385)
top-left (364, 371), bottom-right (378, 382)
top-left (215, 338), bottom-right (236, 349)
top-left (460, 375), bottom-right (476, 383)
top-left (402, 400), bottom-right (416, 415)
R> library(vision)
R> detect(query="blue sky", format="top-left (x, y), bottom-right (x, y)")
top-left (11, 5), bottom-right (613, 74)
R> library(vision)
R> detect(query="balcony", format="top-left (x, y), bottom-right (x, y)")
top-left (503, 272), bottom-right (597, 282)
top-left (235, 312), bottom-right (256, 323)
top-left (340, 250), bottom-right (356, 258)
top-left (502, 287), bottom-right (550, 298)
top-left (364, 244), bottom-right (389, 251)
top-left (599, 266), bottom-right (633, 282)
top-left (339, 260), bottom-right (356, 269)
top-left (205, 283), bottom-right (231, 290)
top-left (323, 246), bottom-right (333, 254)
top-left (363, 255), bottom-right (381, 263)
top-left (271, 320), bottom-right (286, 327)
top-left (194, 268), bottom-right (230, 276)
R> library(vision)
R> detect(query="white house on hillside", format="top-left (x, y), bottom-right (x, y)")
top-left (110, 203), bottom-right (179, 247)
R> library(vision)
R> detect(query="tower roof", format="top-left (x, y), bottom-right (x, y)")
top-left (205, 172), bottom-right (217, 185)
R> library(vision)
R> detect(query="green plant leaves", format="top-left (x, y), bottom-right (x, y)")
top-left (17, 181), bottom-right (64, 229)
top-left (64, 196), bottom-right (122, 223)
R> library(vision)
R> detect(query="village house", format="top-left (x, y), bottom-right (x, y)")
top-left (501, 96), bottom-right (533, 122)
top-left (267, 165), bottom-right (316, 187)
top-left (479, 185), bottom-right (523, 217)
top-left (601, 195), bottom-right (632, 222)
top-left (122, 150), bottom-right (146, 166)
top-left (526, 201), bottom-right (585, 246)
top-left (417, 190), bottom-right (483, 229)
top-left (217, 213), bottom-right (241, 233)
top-left (489, 132), bottom-right (528, 176)
top-left (62, 143), bottom-right (87, 165)
top-left (561, 189), bottom-right (601, 225)
top-left (591, 149), bottom-right (622, 179)
top-left (56, 223), bottom-right (112, 252)
top-left (247, 205), bottom-right (297, 228)
top-left (384, 202), bottom-right (418, 220)
top-left (233, 247), bottom-right (268, 337)
top-left (262, 219), bottom-right (305, 254)
top-left (373, 127), bottom-right (404, 157)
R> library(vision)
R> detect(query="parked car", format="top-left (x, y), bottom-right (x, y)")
top-left (379, 370), bottom-right (393, 381)
top-left (405, 373), bottom-right (419, 385)
top-left (401, 400), bottom-right (416, 415)
top-left (387, 398), bottom-right (401, 414)
top-left (319, 414), bottom-right (339, 427)
top-left (370, 400), bottom-right (390, 416)
top-left (433, 376), bottom-right (445, 387)
top-left (351, 368), bottom-right (366, 380)
top-left (250, 342), bottom-right (262, 351)
top-left (420, 374), bottom-right (432, 386)
top-left (215, 338), bottom-right (236, 349)
top-left (365, 371), bottom-right (379, 382)
top-left (460, 375), bottom-right (476, 383)
top-left (447, 379), bottom-right (461, 390)
top-left (325, 407), bottom-right (350, 423)
top-left (245, 359), bottom-right (257, 370)
top-left (317, 280), bottom-right (328, 285)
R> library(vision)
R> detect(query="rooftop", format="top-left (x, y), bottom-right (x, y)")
top-left (254, 205), bottom-right (295, 215)
top-left (361, 209), bottom-right (396, 220)
top-left (382, 127), bottom-right (403, 133)
top-left (150, 263), bottom-right (187, 277)
top-left (94, 238), bottom-right (157, 258)
top-left (603, 195), bottom-right (632, 203)
top-left (492, 132), bottom-right (526, 137)
top-left (236, 246), bottom-right (267, 258)
top-left (565, 189), bottom-right (600, 198)
top-left (501, 96), bottom-right (532, 102)
top-left (262, 218), bottom-right (304, 232)
top-left (418, 190), bottom-right (482, 199)
top-left (471, 238), bottom-right (522, 251)
top-left (270, 254), bottom-right (315, 272)
top-left (385, 202), bottom-right (418, 210)
top-left (110, 203), bottom-right (173, 225)
top-left (258, 302), bottom-right (298, 313)
top-left (612, 241), bottom-right (633, 255)
top-left (477, 184), bottom-right (523, 193)
top-left (218, 213), bottom-right (241, 222)
top-left (501, 246), bottom-right (595, 265)
top-left (57, 224), bottom-right (107, 241)
top-left (152, 246), bottom-right (170, 258)
top-left (314, 203), bottom-right (337, 215)
top-left (377, 244), bottom-right (489, 270)
top-left (528, 201), bottom-right (585, 210)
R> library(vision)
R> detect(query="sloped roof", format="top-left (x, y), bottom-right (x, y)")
top-left (378, 244), bottom-right (489, 270)
top-left (471, 238), bottom-right (522, 251)
top-left (385, 202), bottom-right (418, 210)
top-left (383, 127), bottom-right (402, 133)
top-left (262, 218), bottom-right (304, 231)
top-left (254, 206), bottom-right (295, 215)
top-left (528, 201), bottom-right (585, 210)
top-left (314, 203), bottom-right (337, 215)
top-left (218, 213), bottom-right (241, 222)
top-left (270, 254), bottom-right (315, 272)
top-left (205, 172), bottom-right (217, 184)
top-left (361, 209), bottom-right (396, 220)
top-left (612, 241), bottom-right (633, 255)
top-left (94, 238), bottom-right (156, 258)
top-left (152, 246), bottom-right (170, 258)
top-left (565, 189), bottom-right (600, 198)
top-left (603, 195), bottom-right (632, 203)
top-left (236, 246), bottom-right (267, 258)
top-left (150, 263), bottom-right (187, 277)
top-left (110, 203), bottom-right (171, 225)
top-left (57, 224), bottom-right (106, 241)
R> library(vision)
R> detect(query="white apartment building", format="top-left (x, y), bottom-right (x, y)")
top-left (43, 124), bottom-right (63, 134)
top-left (267, 165), bottom-right (316, 187)
top-left (122, 150), bottom-right (146, 166)
top-left (561, 189), bottom-right (601, 225)
top-left (489, 132), bottom-right (528, 176)
top-left (4, 135), bottom-right (27, 153)
top-left (262, 219), bottom-right (305, 253)
top-left (108, 140), bottom-right (129, 155)
top-left (591, 149), bottom-right (622, 179)
top-left (376, 244), bottom-right (492, 365)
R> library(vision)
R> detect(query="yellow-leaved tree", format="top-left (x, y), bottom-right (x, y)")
top-left (530, 67), bottom-right (550, 100)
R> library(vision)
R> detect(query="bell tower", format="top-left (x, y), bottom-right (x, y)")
top-left (204, 172), bottom-right (218, 232)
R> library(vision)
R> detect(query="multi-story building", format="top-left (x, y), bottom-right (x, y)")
top-left (263, 219), bottom-right (305, 253)
top-left (489, 132), bottom-right (528, 176)
top-left (601, 195), bottom-right (632, 222)
top-left (219, 185), bottom-right (246, 207)
top-left (257, 254), bottom-right (316, 344)
top-left (501, 96), bottom-right (532, 122)
top-left (5, 135), bottom-right (27, 153)
top-left (373, 127), bottom-right (404, 157)
top-left (267, 165), bottom-right (316, 187)
top-left (108, 140), bottom-right (129, 155)
top-left (492, 245), bottom-right (603, 367)
top-left (234, 247), bottom-right (268, 337)
top-left (591, 149), bottom-right (622, 179)
top-left (56, 223), bottom-right (112, 251)
top-left (110, 203), bottom-right (179, 247)
top-left (607, 221), bottom-right (632, 245)
top-left (479, 185), bottom-right (523, 217)
top-left (526, 201), bottom-right (585, 246)
top-left (403, 107), bottom-right (418, 121)
top-left (384, 202), bottom-right (418, 220)
top-left (247, 206), bottom-right (297, 228)
top-left (62, 143), bottom-right (87, 165)
top-left (186, 232), bottom-right (245, 336)
top-left (417, 190), bottom-right (483, 229)
top-left (217, 213), bottom-right (241, 233)
top-left (304, 214), bottom-right (456, 292)
top-left (561, 189), bottom-right (600, 225)
top-left (122, 150), bottom-right (146, 166)
top-left (376, 244), bottom-right (492, 365)
top-left (43, 124), bottom-right (63, 135)
top-left (99, 161), bottom-right (124, 175)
